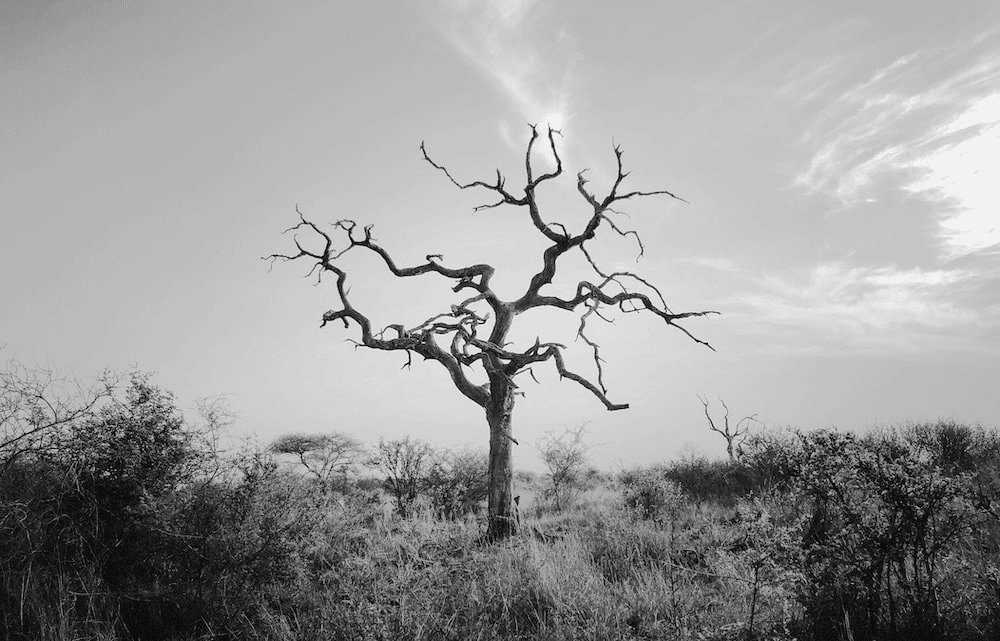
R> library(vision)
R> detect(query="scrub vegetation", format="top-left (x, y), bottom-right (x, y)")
top-left (3, 363), bottom-right (1000, 640)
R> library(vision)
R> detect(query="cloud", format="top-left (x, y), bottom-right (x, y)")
top-left (774, 54), bottom-right (846, 107)
top-left (792, 38), bottom-right (1000, 258)
top-left (693, 258), bottom-right (997, 356)
top-left (431, 0), bottom-right (579, 138)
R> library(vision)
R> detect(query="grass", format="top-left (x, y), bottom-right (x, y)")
top-left (234, 482), bottom-right (802, 641)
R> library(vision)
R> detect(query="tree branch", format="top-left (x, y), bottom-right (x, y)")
top-left (543, 345), bottom-right (628, 411)
top-left (421, 142), bottom-right (526, 212)
top-left (1, 363), bottom-right (119, 454)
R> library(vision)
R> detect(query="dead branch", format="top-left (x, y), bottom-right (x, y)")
top-left (267, 126), bottom-right (717, 415)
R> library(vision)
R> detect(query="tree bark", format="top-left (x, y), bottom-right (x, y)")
top-left (485, 376), bottom-right (517, 539)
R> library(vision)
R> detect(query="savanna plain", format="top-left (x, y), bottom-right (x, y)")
top-left (2, 363), bottom-right (999, 641)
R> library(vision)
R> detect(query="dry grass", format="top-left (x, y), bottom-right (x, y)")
top-left (241, 480), bottom-right (802, 641)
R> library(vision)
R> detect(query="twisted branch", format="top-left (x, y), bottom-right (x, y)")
top-left (266, 126), bottom-right (717, 414)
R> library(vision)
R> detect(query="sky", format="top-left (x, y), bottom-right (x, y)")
top-left (3, 0), bottom-right (999, 470)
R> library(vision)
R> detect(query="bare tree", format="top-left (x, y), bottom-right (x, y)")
top-left (536, 424), bottom-right (593, 512)
top-left (269, 432), bottom-right (364, 492)
top-left (368, 436), bottom-right (434, 517)
top-left (267, 126), bottom-right (717, 539)
top-left (697, 393), bottom-right (762, 462)
top-left (192, 395), bottom-right (236, 481)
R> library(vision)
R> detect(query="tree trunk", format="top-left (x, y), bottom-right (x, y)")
top-left (485, 377), bottom-right (518, 539)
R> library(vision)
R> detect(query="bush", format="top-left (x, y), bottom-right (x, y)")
top-left (662, 455), bottom-right (757, 507)
top-left (619, 465), bottom-right (686, 522)
top-left (422, 447), bottom-right (489, 519)
top-left (0, 372), bottom-right (204, 640)
top-left (368, 436), bottom-right (434, 517)
top-left (536, 426), bottom-right (593, 512)
top-left (0, 369), bottom-right (335, 640)
top-left (738, 427), bottom-right (802, 493)
top-left (165, 447), bottom-right (325, 632)
top-left (785, 428), bottom-right (993, 640)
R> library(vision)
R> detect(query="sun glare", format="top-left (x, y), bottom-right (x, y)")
top-left (908, 97), bottom-right (1000, 256)
top-left (542, 111), bottom-right (565, 131)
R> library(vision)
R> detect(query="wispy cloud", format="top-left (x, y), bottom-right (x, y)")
top-left (792, 37), bottom-right (1000, 258)
top-left (693, 258), bottom-right (998, 356)
top-left (774, 54), bottom-right (846, 107)
top-left (431, 0), bottom-right (580, 143)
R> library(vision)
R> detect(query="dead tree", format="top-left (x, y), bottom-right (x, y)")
top-left (697, 393), bottom-right (762, 462)
top-left (267, 126), bottom-right (718, 539)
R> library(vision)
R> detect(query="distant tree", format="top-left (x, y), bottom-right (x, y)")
top-left (368, 436), bottom-right (434, 517)
top-left (268, 126), bottom-right (717, 538)
top-left (536, 424), bottom-right (593, 511)
top-left (269, 432), bottom-right (364, 492)
top-left (697, 393), bottom-right (762, 462)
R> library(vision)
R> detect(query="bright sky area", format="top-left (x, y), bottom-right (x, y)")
top-left (3, 1), bottom-right (999, 470)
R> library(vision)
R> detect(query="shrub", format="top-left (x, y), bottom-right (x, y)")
top-left (422, 447), bottom-right (489, 519)
top-left (738, 427), bottom-right (802, 493)
top-left (536, 426), bottom-right (593, 512)
top-left (788, 428), bottom-right (992, 640)
top-left (165, 447), bottom-right (325, 633)
top-left (619, 465), bottom-right (686, 522)
top-left (368, 436), bottom-right (434, 517)
top-left (0, 373), bottom-right (205, 640)
top-left (662, 455), bottom-right (757, 507)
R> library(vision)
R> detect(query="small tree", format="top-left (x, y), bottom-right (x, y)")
top-left (536, 424), bottom-right (593, 512)
top-left (191, 394), bottom-right (236, 482)
top-left (269, 432), bottom-right (364, 493)
top-left (268, 127), bottom-right (717, 538)
top-left (697, 393), bottom-right (762, 462)
top-left (368, 436), bottom-right (434, 517)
